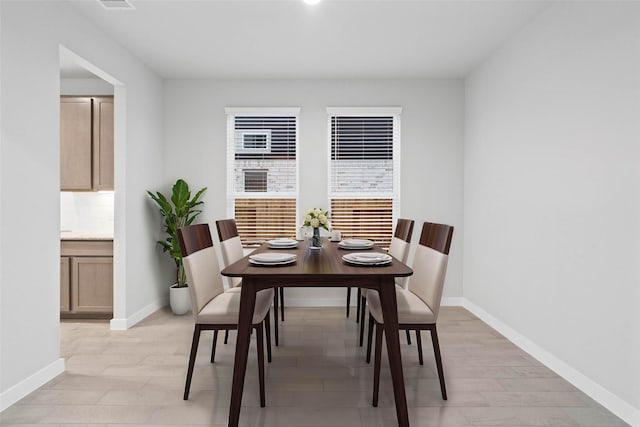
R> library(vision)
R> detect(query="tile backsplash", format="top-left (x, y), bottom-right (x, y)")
top-left (60, 191), bottom-right (114, 233)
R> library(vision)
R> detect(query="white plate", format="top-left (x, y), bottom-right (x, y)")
top-left (343, 259), bottom-right (391, 266)
top-left (268, 238), bottom-right (298, 246)
top-left (342, 253), bottom-right (391, 264)
top-left (338, 239), bottom-right (374, 249)
top-left (249, 252), bottom-right (297, 264)
top-left (341, 239), bottom-right (374, 246)
top-left (269, 243), bottom-right (298, 249)
top-left (249, 258), bottom-right (297, 266)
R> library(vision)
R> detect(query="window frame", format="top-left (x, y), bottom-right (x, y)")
top-left (225, 107), bottom-right (300, 247)
top-left (326, 107), bottom-right (402, 246)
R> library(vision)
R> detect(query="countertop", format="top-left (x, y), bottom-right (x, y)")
top-left (60, 231), bottom-right (114, 241)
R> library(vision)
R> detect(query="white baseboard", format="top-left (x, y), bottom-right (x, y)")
top-left (441, 296), bottom-right (464, 306)
top-left (110, 298), bottom-right (166, 330)
top-left (462, 298), bottom-right (640, 427)
top-left (0, 358), bottom-right (65, 412)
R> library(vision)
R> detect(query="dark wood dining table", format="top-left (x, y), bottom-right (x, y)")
top-left (221, 238), bottom-right (414, 427)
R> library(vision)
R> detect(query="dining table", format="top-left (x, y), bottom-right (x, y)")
top-left (221, 238), bottom-right (414, 427)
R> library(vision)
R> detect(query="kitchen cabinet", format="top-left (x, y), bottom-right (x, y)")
top-left (60, 257), bottom-right (70, 313)
top-left (60, 96), bottom-right (114, 191)
top-left (61, 239), bottom-right (113, 318)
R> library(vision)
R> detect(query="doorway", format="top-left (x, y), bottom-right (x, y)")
top-left (58, 46), bottom-right (123, 329)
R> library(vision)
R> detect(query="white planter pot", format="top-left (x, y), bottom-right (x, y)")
top-left (169, 284), bottom-right (191, 315)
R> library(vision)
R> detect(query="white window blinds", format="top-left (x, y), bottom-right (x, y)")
top-left (327, 107), bottom-right (401, 248)
top-left (226, 108), bottom-right (300, 246)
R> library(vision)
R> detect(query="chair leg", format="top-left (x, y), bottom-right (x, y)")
top-left (255, 325), bottom-right (266, 407)
top-left (366, 313), bottom-right (375, 364)
top-left (265, 310), bottom-right (272, 363)
top-left (280, 287), bottom-right (285, 321)
top-left (359, 295), bottom-right (366, 346)
top-left (430, 325), bottom-right (447, 400)
top-left (356, 288), bottom-right (361, 322)
top-left (273, 289), bottom-right (279, 346)
top-left (184, 325), bottom-right (201, 400)
top-left (346, 287), bottom-right (351, 318)
top-left (372, 321), bottom-right (384, 407)
top-left (406, 329), bottom-right (412, 345)
top-left (415, 330), bottom-right (423, 365)
top-left (210, 330), bottom-right (218, 363)
top-left (224, 329), bottom-right (229, 344)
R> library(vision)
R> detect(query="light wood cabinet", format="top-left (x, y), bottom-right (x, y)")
top-left (60, 257), bottom-right (70, 312)
top-left (60, 96), bottom-right (114, 191)
top-left (93, 98), bottom-right (114, 190)
top-left (61, 240), bottom-right (113, 318)
top-left (71, 257), bottom-right (113, 313)
top-left (60, 97), bottom-right (93, 190)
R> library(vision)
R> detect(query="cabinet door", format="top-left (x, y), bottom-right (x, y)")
top-left (93, 97), bottom-right (114, 190)
top-left (71, 257), bottom-right (113, 313)
top-left (60, 257), bottom-right (70, 313)
top-left (61, 97), bottom-right (92, 190)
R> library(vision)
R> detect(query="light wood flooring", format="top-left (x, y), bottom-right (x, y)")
top-left (0, 307), bottom-right (628, 426)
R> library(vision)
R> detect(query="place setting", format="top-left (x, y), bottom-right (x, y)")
top-left (249, 252), bottom-right (297, 266)
top-left (338, 238), bottom-right (375, 250)
top-left (342, 252), bottom-right (392, 266)
top-left (267, 238), bottom-right (299, 249)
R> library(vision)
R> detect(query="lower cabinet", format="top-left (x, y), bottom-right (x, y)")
top-left (60, 257), bottom-right (70, 312)
top-left (61, 240), bottom-right (113, 318)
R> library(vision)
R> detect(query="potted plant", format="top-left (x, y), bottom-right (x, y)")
top-left (147, 179), bottom-right (207, 314)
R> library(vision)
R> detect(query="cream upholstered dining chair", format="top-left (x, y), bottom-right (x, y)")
top-left (177, 224), bottom-right (274, 406)
top-left (216, 219), bottom-right (282, 346)
top-left (366, 221), bottom-right (453, 405)
top-left (357, 218), bottom-right (415, 346)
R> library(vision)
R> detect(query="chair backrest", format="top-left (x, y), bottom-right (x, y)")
top-left (177, 224), bottom-right (224, 321)
top-left (178, 223), bottom-right (213, 257)
top-left (409, 222), bottom-right (454, 322)
top-left (388, 218), bottom-right (414, 264)
top-left (215, 219), bottom-right (244, 288)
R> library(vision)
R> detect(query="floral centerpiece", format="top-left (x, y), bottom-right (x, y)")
top-left (303, 208), bottom-right (330, 248)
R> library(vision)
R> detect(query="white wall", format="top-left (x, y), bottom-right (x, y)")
top-left (0, 1), bottom-right (167, 409)
top-left (164, 79), bottom-right (464, 305)
top-left (464, 2), bottom-right (640, 424)
top-left (60, 78), bottom-right (114, 95)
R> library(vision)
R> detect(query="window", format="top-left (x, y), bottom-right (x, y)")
top-left (327, 107), bottom-right (401, 248)
top-left (226, 108), bottom-right (299, 246)
top-left (243, 169), bottom-right (267, 192)
top-left (239, 130), bottom-right (271, 153)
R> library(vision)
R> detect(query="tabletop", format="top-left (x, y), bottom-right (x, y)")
top-left (221, 238), bottom-right (413, 284)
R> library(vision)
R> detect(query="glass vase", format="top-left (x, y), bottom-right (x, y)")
top-left (311, 227), bottom-right (322, 248)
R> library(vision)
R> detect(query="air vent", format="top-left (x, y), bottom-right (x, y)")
top-left (98, 0), bottom-right (135, 10)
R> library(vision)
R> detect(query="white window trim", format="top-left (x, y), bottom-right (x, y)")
top-left (326, 106), bottom-right (402, 116)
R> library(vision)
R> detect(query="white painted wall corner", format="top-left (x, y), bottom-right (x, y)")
top-left (110, 298), bottom-right (167, 330)
top-left (0, 358), bottom-right (64, 412)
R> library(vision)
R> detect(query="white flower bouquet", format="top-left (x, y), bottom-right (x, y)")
top-left (303, 208), bottom-right (330, 231)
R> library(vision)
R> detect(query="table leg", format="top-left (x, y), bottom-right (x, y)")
top-left (229, 279), bottom-right (257, 427)
top-left (378, 278), bottom-right (410, 427)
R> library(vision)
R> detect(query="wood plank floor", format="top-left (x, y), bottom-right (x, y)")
top-left (1, 307), bottom-right (628, 426)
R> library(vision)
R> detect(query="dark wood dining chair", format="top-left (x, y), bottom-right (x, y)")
top-left (366, 221), bottom-right (453, 405)
top-left (356, 218), bottom-right (415, 347)
top-left (216, 219), bottom-right (282, 346)
top-left (177, 224), bottom-right (273, 405)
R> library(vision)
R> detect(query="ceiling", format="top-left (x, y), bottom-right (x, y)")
top-left (64, 0), bottom-right (551, 79)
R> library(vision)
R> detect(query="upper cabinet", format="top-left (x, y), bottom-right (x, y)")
top-left (60, 96), bottom-right (114, 191)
